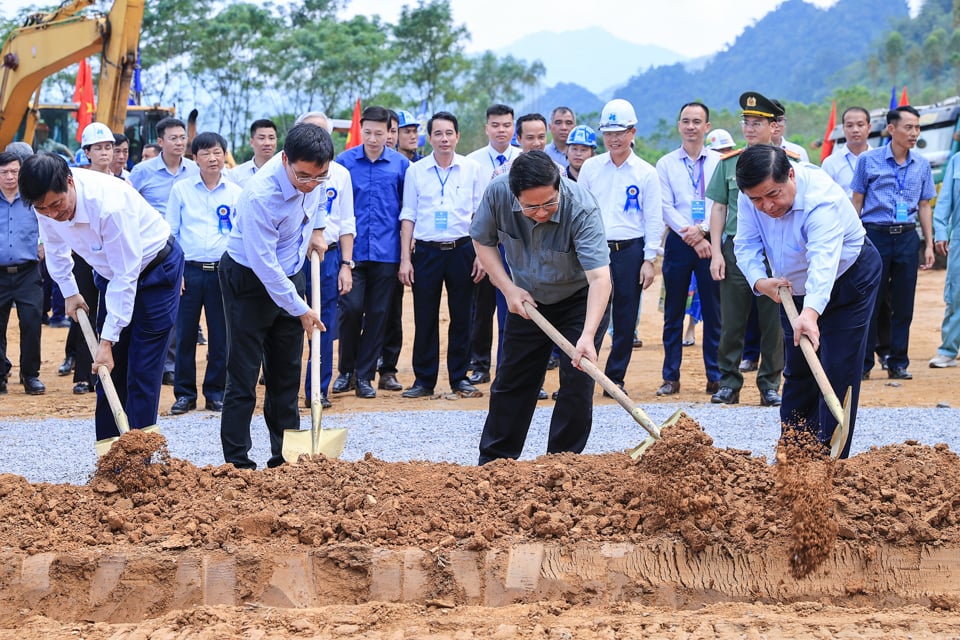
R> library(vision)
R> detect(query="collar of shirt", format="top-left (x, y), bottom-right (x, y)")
top-left (599, 150), bottom-right (641, 169)
top-left (269, 157), bottom-right (302, 203)
top-left (148, 154), bottom-right (192, 176)
top-left (882, 142), bottom-right (915, 168)
top-left (0, 190), bottom-right (19, 205)
top-left (191, 173), bottom-right (231, 192)
top-left (422, 152), bottom-right (464, 171)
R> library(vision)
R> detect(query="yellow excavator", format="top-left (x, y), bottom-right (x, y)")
top-left (0, 0), bottom-right (171, 160)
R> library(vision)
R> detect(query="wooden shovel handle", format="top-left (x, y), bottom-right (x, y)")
top-left (75, 309), bottom-right (130, 434)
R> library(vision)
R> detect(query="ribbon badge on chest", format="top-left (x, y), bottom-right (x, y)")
top-left (623, 185), bottom-right (641, 213)
top-left (325, 187), bottom-right (338, 214)
top-left (216, 204), bottom-right (232, 235)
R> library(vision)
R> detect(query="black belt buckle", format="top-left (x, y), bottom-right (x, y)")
top-left (439, 241), bottom-right (457, 250)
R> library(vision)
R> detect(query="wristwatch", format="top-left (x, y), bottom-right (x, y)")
top-left (341, 259), bottom-right (355, 269)
top-left (698, 221), bottom-right (710, 235)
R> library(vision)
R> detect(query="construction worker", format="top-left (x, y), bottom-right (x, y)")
top-left (930, 150), bottom-right (960, 369)
top-left (734, 144), bottom-right (881, 458)
top-left (545, 107), bottom-right (576, 168)
top-left (395, 110), bottom-right (423, 162)
top-left (229, 119), bottom-right (278, 186)
top-left (79, 123), bottom-right (114, 174)
top-left (564, 125), bottom-right (596, 181)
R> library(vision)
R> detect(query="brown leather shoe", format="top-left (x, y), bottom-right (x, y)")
top-left (705, 380), bottom-right (720, 394)
top-left (655, 380), bottom-right (680, 396)
top-left (378, 372), bottom-right (403, 391)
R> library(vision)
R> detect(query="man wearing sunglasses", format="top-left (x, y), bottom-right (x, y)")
top-left (471, 150), bottom-right (611, 464)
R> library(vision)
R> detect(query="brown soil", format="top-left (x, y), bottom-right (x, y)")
top-left (0, 268), bottom-right (958, 637)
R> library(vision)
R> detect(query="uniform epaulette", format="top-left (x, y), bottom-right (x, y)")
top-left (720, 148), bottom-right (744, 161)
top-left (784, 149), bottom-right (802, 161)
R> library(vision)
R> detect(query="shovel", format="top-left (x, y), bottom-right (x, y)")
top-left (778, 286), bottom-right (851, 459)
top-left (76, 309), bottom-right (161, 456)
top-left (522, 301), bottom-right (685, 459)
top-left (282, 252), bottom-right (348, 463)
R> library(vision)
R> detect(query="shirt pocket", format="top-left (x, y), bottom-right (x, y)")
top-left (540, 247), bottom-right (578, 285)
top-left (497, 229), bottom-right (526, 273)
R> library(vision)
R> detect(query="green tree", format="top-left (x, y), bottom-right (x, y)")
top-left (905, 43), bottom-right (924, 84)
top-left (924, 28), bottom-right (947, 87)
top-left (140, 0), bottom-right (215, 104)
top-left (883, 31), bottom-right (905, 86)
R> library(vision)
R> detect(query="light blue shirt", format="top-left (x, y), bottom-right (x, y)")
top-left (225, 158), bottom-right (326, 317)
top-left (128, 154), bottom-right (199, 215)
top-left (850, 144), bottom-right (935, 225)
top-left (227, 159), bottom-right (264, 188)
top-left (165, 174), bottom-right (242, 263)
top-left (0, 189), bottom-right (39, 265)
top-left (734, 163), bottom-right (866, 315)
top-left (934, 152), bottom-right (960, 242)
top-left (820, 146), bottom-right (863, 198)
top-left (545, 142), bottom-right (569, 169)
top-left (655, 146), bottom-right (721, 233)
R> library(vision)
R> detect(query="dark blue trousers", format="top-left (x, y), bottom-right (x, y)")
top-left (337, 261), bottom-right (398, 382)
top-left (0, 262), bottom-right (42, 380)
top-left (94, 241), bottom-right (184, 440)
top-left (479, 287), bottom-right (610, 464)
top-left (863, 228), bottom-right (920, 373)
top-left (174, 262), bottom-right (226, 404)
top-left (604, 238), bottom-right (644, 386)
top-left (661, 231), bottom-right (720, 383)
top-left (379, 279), bottom-right (403, 376)
top-left (304, 245), bottom-right (340, 400)
top-left (780, 240), bottom-right (881, 459)
top-left (410, 241), bottom-right (475, 389)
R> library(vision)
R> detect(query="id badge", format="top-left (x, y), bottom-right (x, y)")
top-left (895, 201), bottom-right (909, 223)
top-left (691, 199), bottom-right (706, 223)
top-left (435, 210), bottom-right (449, 231)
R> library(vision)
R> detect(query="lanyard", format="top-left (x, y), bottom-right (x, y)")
top-left (844, 152), bottom-right (856, 175)
top-left (683, 155), bottom-right (705, 198)
top-left (888, 157), bottom-right (908, 197)
top-left (434, 165), bottom-right (452, 199)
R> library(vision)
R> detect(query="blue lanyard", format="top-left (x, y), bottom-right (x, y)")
top-left (844, 152), bottom-right (856, 175)
top-left (434, 165), bottom-right (452, 199)
top-left (683, 156), bottom-right (705, 198)
top-left (888, 157), bottom-right (908, 197)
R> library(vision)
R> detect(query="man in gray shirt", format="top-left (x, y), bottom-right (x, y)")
top-left (470, 151), bottom-right (611, 464)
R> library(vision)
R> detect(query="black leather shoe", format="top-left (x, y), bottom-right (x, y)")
top-left (205, 399), bottom-right (224, 412)
top-left (23, 377), bottom-right (45, 395)
top-left (332, 372), bottom-right (355, 393)
top-left (355, 379), bottom-right (377, 398)
top-left (739, 359), bottom-right (758, 372)
top-left (551, 390), bottom-right (560, 400)
top-left (321, 396), bottom-right (332, 409)
top-left (602, 384), bottom-right (627, 398)
top-left (759, 389), bottom-right (782, 406)
top-left (887, 367), bottom-right (912, 380)
top-left (452, 379), bottom-right (482, 398)
top-left (58, 356), bottom-right (75, 377)
top-left (401, 383), bottom-right (433, 398)
top-left (880, 355), bottom-right (889, 371)
top-left (170, 397), bottom-right (196, 415)
top-left (467, 370), bottom-right (491, 384)
top-left (538, 388), bottom-right (548, 400)
top-left (546, 356), bottom-right (559, 371)
top-left (378, 372), bottom-right (403, 391)
top-left (73, 380), bottom-right (94, 394)
top-left (162, 371), bottom-right (175, 386)
top-left (705, 380), bottom-right (720, 394)
top-left (656, 380), bottom-right (680, 396)
top-left (711, 386), bottom-right (739, 404)
top-left (861, 369), bottom-right (871, 380)
top-left (0, 378), bottom-right (6, 394)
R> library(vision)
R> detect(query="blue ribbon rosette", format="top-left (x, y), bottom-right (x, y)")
top-left (325, 187), bottom-right (338, 214)
top-left (216, 204), bottom-right (232, 235)
top-left (623, 185), bottom-right (640, 213)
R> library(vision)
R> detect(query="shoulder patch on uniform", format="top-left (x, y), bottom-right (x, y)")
top-left (720, 148), bottom-right (744, 161)
top-left (784, 149), bottom-right (802, 161)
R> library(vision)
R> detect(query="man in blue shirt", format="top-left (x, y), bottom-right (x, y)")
top-left (0, 151), bottom-right (44, 395)
top-left (735, 145), bottom-right (881, 457)
top-left (930, 152), bottom-right (960, 369)
top-left (219, 124), bottom-right (331, 469)
top-left (333, 106), bottom-right (410, 399)
top-left (851, 105), bottom-right (936, 381)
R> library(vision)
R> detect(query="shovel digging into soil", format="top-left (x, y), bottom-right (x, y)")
top-left (282, 252), bottom-right (348, 463)
top-left (76, 309), bottom-right (162, 457)
top-left (521, 301), bottom-right (686, 458)
top-left (778, 286), bottom-right (851, 459)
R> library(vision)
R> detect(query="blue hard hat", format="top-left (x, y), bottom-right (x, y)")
top-left (396, 110), bottom-right (417, 128)
top-left (566, 125), bottom-right (597, 148)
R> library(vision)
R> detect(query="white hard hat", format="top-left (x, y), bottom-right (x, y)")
top-left (598, 99), bottom-right (637, 132)
top-left (706, 129), bottom-right (735, 151)
top-left (81, 122), bottom-right (114, 148)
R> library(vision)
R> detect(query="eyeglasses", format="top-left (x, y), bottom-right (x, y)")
top-left (740, 119), bottom-right (768, 129)
top-left (519, 197), bottom-right (560, 214)
top-left (293, 173), bottom-right (328, 185)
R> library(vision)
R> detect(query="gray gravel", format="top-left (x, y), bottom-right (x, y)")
top-left (1, 402), bottom-right (957, 486)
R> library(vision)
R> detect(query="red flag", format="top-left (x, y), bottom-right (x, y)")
top-left (898, 86), bottom-right (909, 106)
top-left (345, 98), bottom-right (362, 150)
top-left (820, 100), bottom-right (837, 163)
top-left (73, 59), bottom-right (95, 142)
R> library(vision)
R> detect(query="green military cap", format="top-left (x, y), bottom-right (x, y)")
top-left (739, 92), bottom-right (784, 119)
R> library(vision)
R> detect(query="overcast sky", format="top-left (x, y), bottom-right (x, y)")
top-left (2, 0), bottom-right (923, 59)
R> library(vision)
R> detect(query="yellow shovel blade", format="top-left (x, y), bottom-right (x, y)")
top-left (626, 409), bottom-right (690, 460)
top-left (95, 425), bottom-right (162, 458)
top-left (282, 427), bottom-right (348, 463)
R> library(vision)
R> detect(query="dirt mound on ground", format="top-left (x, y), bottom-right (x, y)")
top-left (0, 416), bottom-right (957, 560)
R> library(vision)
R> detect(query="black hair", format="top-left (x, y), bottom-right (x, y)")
top-left (734, 144), bottom-right (791, 192)
top-left (840, 106), bottom-right (870, 125)
top-left (515, 113), bottom-right (547, 138)
top-left (678, 102), bottom-right (710, 122)
top-left (0, 151), bottom-right (20, 168)
top-left (486, 104), bottom-right (514, 119)
top-left (156, 117), bottom-right (186, 138)
top-left (283, 123), bottom-right (334, 165)
top-left (387, 109), bottom-right (399, 128)
top-left (192, 131), bottom-right (228, 155)
top-left (509, 150), bottom-right (561, 197)
top-left (887, 105), bottom-right (920, 125)
top-left (18, 152), bottom-right (71, 205)
top-left (360, 105), bottom-right (391, 126)
top-left (113, 133), bottom-right (129, 146)
top-left (427, 111), bottom-right (459, 135)
top-left (250, 118), bottom-right (277, 137)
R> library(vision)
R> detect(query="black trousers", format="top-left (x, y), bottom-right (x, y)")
top-left (219, 253), bottom-right (305, 469)
top-left (468, 277), bottom-right (497, 374)
top-left (337, 261), bottom-right (398, 382)
top-left (0, 263), bottom-right (42, 380)
top-left (378, 281), bottom-right (403, 376)
top-left (64, 254), bottom-right (98, 384)
top-left (478, 287), bottom-right (609, 464)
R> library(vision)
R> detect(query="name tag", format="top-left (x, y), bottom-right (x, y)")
top-left (435, 210), bottom-right (449, 231)
top-left (691, 199), bottom-right (706, 223)
top-left (895, 201), bottom-right (909, 223)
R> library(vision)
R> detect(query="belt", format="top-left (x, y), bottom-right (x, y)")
top-left (0, 260), bottom-right (37, 274)
top-left (418, 236), bottom-right (471, 250)
top-left (327, 241), bottom-right (338, 252)
top-left (864, 223), bottom-right (916, 235)
top-left (140, 235), bottom-right (175, 280)
top-left (607, 237), bottom-right (642, 252)
top-left (185, 260), bottom-right (219, 272)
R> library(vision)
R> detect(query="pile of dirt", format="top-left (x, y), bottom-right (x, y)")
top-left (0, 416), bottom-right (956, 562)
